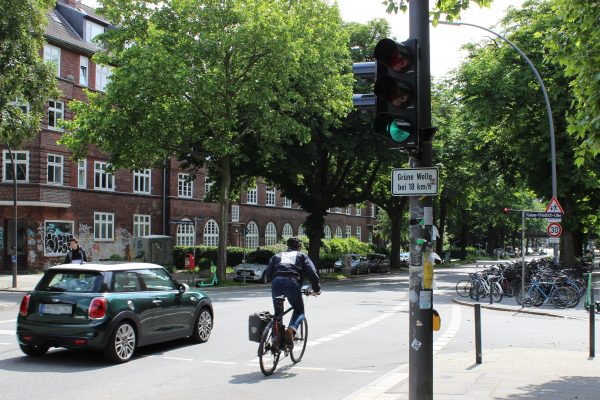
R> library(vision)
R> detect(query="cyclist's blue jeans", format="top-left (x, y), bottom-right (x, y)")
top-left (272, 276), bottom-right (304, 331)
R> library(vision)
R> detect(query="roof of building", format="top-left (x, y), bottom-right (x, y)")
top-left (45, 8), bottom-right (99, 54)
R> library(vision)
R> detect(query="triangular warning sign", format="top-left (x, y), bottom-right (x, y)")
top-left (545, 196), bottom-right (564, 214)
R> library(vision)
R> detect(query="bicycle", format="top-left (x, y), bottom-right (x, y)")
top-left (469, 272), bottom-right (503, 303)
top-left (258, 285), bottom-right (316, 376)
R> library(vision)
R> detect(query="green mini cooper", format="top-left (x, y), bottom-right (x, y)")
top-left (17, 263), bottom-right (213, 363)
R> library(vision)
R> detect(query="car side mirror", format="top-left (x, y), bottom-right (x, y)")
top-left (178, 283), bottom-right (189, 294)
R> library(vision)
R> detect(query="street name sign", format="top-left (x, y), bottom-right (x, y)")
top-left (524, 212), bottom-right (564, 219)
top-left (391, 168), bottom-right (439, 196)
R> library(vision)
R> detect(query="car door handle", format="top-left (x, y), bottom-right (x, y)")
top-left (152, 299), bottom-right (162, 305)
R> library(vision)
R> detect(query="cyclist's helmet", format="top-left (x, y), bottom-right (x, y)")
top-left (287, 237), bottom-right (302, 250)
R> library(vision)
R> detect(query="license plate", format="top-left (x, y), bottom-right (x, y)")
top-left (240, 272), bottom-right (252, 277)
top-left (41, 303), bottom-right (73, 315)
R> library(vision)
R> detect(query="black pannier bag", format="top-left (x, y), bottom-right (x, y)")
top-left (248, 311), bottom-right (272, 342)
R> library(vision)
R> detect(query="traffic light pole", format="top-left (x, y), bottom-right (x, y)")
top-left (408, 1), bottom-right (433, 399)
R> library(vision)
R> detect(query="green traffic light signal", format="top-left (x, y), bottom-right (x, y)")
top-left (388, 119), bottom-right (411, 143)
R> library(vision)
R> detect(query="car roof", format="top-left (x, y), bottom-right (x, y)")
top-left (48, 262), bottom-right (165, 272)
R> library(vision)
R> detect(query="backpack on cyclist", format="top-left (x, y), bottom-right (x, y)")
top-left (248, 311), bottom-right (272, 342)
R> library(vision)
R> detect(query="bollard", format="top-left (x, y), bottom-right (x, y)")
top-left (475, 304), bottom-right (482, 364)
top-left (591, 287), bottom-right (595, 358)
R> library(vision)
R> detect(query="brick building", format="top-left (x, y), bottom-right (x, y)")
top-left (0, 0), bottom-right (377, 271)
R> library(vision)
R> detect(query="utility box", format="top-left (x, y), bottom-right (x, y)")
top-left (131, 235), bottom-right (174, 266)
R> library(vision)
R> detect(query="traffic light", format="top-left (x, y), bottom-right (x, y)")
top-left (373, 38), bottom-right (419, 150)
top-left (502, 207), bottom-right (510, 214)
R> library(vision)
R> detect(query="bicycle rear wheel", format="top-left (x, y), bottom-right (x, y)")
top-left (491, 282), bottom-right (503, 303)
top-left (455, 280), bottom-right (472, 297)
top-left (258, 321), bottom-right (280, 376)
top-left (290, 318), bottom-right (308, 364)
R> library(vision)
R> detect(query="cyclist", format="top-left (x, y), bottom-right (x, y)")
top-left (265, 237), bottom-right (321, 348)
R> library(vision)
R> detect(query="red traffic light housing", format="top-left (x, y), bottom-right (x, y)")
top-left (501, 207), bottom-right (510, 214)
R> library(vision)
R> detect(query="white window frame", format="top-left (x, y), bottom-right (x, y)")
top-left (85, 20), bottom-right (105, 43)
top-left (9, 98), bottom-right (29, 114)
top-left (80, 56), bottom-right (89, 87)
top-left (282, 223), bottom-right (293, 239)
top-left (47, 99), bottom-right (64, 131)
top-left (94, 161), bottom-right (115, 191)
top-left (2, 150), bottom-right (29, 182)
top-left (266, 187), bottom-right (276, 207)
top-left (245, 222), bottom-right (259, 249)
top-left (77, 159), bottom-right (86, 188)
top-left (345, 225), bottom-right (352, 238)
top-left (246, 186), bottom-right (257, 205)
top-left (371, 204), bottom-right (376, 217)
top-left (231, 205), bottom-right (240, 222)
top-left (356, 204), bottom-right (362, 216)
top-left (43, 220), bottom-right (74, 256)
top-left (176, 219), bottom-right (195, 246)
top-left (94, 212), bottom-right (114, 241)
top-left (335, 226), bottom-right (343, 239)
top-left (204, 176), bottom-right (213, 199)
top-left (324, 225), bottom-right (332, 240)
top-left (44, 43), bottom-right (60, 77)
top-left (133, 169), bottom-right (151, 194)
top-left (265, 222), bottom-right (277, 246)
top-left (282, 197), bottom-right (292, 208)
top-left (346, 207), bottom-right (352, 215)
top-left (203, 219), bottom-right (219, 247)
top-left (368, 232), bottom-right (373, 245)
top-left (95, 64), bottom-right (112, 92)
top-left (298, 225), bottom-right (306, 239)
top-left (356, 226), bottom-right (362, 241)
top-left (133, 214), bottom-right (151, 237)
top-left (47, 154), bottom-right (63, 185)
top-left (178, 173), bottom-right (193, 198)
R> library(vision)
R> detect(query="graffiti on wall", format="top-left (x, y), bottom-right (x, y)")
top-left (44, 222), bottom-right (73, 255)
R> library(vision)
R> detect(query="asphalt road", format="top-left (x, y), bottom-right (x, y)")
top-left (0, 266), bottom-right (595, 400)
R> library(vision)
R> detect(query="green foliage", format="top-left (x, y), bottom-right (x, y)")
top-left (381, 0), bottom-right (493, 22)
top-left (0, 0), bottom-right (58, 148)
top-left (324, 237), bottom-right (372, 256)
top-left (173, 246), bottom-right (246, 268)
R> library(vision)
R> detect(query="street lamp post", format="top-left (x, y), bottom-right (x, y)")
top-left (435, 20), bottom-right (559, 265)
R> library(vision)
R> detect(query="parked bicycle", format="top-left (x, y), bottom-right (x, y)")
top-left (258, 285), bottom-right (316, 376)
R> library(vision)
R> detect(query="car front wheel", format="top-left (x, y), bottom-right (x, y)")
top-left (103, 321), bottom-right (136, 363)
top-left (191, 308), bottom-right (212, 343)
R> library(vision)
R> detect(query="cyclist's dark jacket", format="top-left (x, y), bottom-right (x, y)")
top-left (265, 249), bottom-right (321, 293)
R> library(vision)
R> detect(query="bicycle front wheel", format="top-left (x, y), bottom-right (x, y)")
top-left (455, 280), bottom-right (472, 297)
top-left (290, 318), bottom-right (308, 364)
top-left (258, 321), bottom-right (280, 376)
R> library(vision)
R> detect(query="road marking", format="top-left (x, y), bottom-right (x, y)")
top-left (292, 366), bottom-right (326, 371)
top-left (342, 304), bottom-right (462, 400)
top-left (204, 360), bottom-right (236, 365)
top-left (337, 369), bottom-right (374, 374)
top-left (0, 342), bottom-right (11, 345)
top-left (0, 330), bottom-right (15, 335)
top-left (163, 356), bottom-right (194, 361)
top-left (0, 319), bottom-right (16, 324)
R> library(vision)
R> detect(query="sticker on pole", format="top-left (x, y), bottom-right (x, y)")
top-left (547, 222), bottom-right (562, 237)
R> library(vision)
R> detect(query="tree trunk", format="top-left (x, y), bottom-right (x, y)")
top-left (559, 196), bottom-right (576, 266)
top-left (305, 212), bottom-right (326, 267)
top-left (389, 215), bottom-right (402, 269)
top-left (217, 156), bottom-right (231, 282)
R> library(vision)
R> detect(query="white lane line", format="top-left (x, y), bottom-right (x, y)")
top-left (204, 360), bottom-right (236, 365)
top-left (291, 366), bottom-right (326, 371)
top-left (0, 330), bottom-right (15, 335)
top-left (163, 356), bottom-right (194, 361)
top-left (337, 369), bottom-right (374, 374)
top-left (343, 304), bottom-right (462, 400)
top-left (0, 319), bottom-right (16, 324)
top-left (0, 342), bottom-right (12, 345)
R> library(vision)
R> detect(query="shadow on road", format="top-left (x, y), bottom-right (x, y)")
top-left (505, 375), bottom-right (598, 399)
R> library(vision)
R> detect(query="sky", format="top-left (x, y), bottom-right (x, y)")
top-left (81, 0), bottom-right (525, 78)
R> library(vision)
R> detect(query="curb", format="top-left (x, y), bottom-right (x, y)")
top-left (452, 297), bottom-right (585, 320)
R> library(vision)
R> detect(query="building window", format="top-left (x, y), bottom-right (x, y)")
top-left (94, 161), bottom-right (114, 191)
top-left (246, 186), bottom-right (257, 204)
top-left (44, 221), bottom-right (74, 256)
top-left (133, 214), bottom-right (151, 237)
top-left (94, 212), bottom-right (114, 241)
top-left (368, 232), bottom-right (373, 245)
top-left (44, 43), bottom-right (60, 76)
top-left (345, 225), bottom-right (352, 238)
top-left (356, 226), bottom-right (362, 241)
top-left (266, 187), bottom-right (275, 206)
top-left (324, 225), bottom-right (332, 240)
top-left (346, 207), bottom-right (352, 215)
top-left (176, 219), bottom-right (195, 246)
top-left (203, 220), bottom-right (219, 247)
top-left (133, 169), bottom-right (151, 194)
top-left (298, 225), bottom-right (306, 239)
top-left (77, 159), bottom-right (86, 188)
top-left (47, 99), bottom-right (64, 131)
top-left (47, 154), bottom-right (63, 185)
top-left (335, 207), bottom-right (342, 213)
top-left (95, 64), bottom-right (112, 92)
top-left (282, 223), bottom-right (293, 239)
top-left (335, 226), bottom-right (343, 239)
top-left (2, 150), bottom-right (29, 182)
top-left (282, 197), bottom-right (292, 208)
top-left (80, 56), bottom-right (88, 87)
top-left (356, 204), bottom-right (362, 216)
top-left (178, 173), bottom-right (193, 198)
top-left (85, 20), bottom-right (105, 43)
top-left (231, 205), bottom-right (239, 222)
top-left (371, 204), bottom-right (376, 217)
top-left (9, 98), bottom-right (29, 114)
top-left (204, 176), bottom-right (213, 199)
top-left (245, 222), bottom-right (259, 249)
top-left (265, 222), bottom-right (277, 246)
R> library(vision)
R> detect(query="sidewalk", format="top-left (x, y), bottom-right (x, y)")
top-left (0, 273), bottom-right (43, 292)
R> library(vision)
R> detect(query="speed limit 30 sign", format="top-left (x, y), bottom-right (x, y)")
top-left (547, 222), bottom-right (562, 237)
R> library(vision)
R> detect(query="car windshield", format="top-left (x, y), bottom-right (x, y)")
top-left (36, 270), bottom-right (103, 293)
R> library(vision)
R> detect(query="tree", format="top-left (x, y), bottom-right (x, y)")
top-left (61, 0), bottom-right (353, 280)
top-left (382, 0), bottom-right (493, 21)
top-left (0, 0), bottom-right (57, 148)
